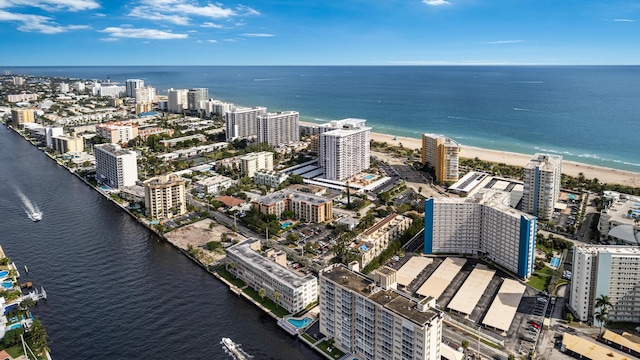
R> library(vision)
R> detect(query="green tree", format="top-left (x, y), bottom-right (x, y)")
top-left (27, 317), bottom-right (50, 354)
top-left (258, 288), bottom-right (267, 302)
top-left (595, 294), bottom-right (612, 312)
top-left (461, 339), bottom-right (470, 358)
top-left (273, 291), bottom-right (281, 308)
top-left (594, 308), bottom-right (609, 336)
top-left (508, 354), bottom-right (516, 360)
top-left (565, 312), bottom-right (574, 323)
top-left (20, 298), bottom-right (36, 310)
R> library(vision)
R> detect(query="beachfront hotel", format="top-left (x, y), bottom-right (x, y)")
top-left (256, 111), bottom-right (300, 147)
top-left (187, 88), bottom-right (209, 113)
top-left (225, 106), bottom-right (267, 141)
top-left (423, 189), bottom-right (537, 279)
top-left (597, 191), bottom-right (640, 245)
top-left (318, 118), bottom-right (371, 181)
top-left (522, 153), bottom-right (562, 220)
top-left (96, 122), bottom-right (139, 145)
top-left (421, 134), bottom-right (460, 185)
top-left (319, 264), bottom-right (443, 360)
top-left (240, 151), bottom-right (274, 178)
top-left (94, 143), bottom-right (138, 189)
top-left (10, 109), bottom-right (35, 127)
top-left (251, 189), bottom-right (333, 223)
top-left (226, 239), bottom-right (318, 314)
top-left (569, 245), bottom-right (640, 323)
top-left (143, 174), bottom-right (187, 220)
top-left (167, 88), bottom-right (188, 113)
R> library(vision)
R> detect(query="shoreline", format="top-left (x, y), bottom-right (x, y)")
top-left (367, 130), bottom-right (640, 187)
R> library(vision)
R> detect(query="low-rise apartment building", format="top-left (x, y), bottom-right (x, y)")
top-left (252, 189), bottom-right (333, 223)
top-left (357, 214), bottom-right (412, 267)
top-left (253, 170), bottom-right (288, 188)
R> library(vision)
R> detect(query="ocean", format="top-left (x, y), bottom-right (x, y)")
top-left (6, 65), bottom-right (640, 172)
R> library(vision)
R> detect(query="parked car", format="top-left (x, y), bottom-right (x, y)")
top-left (537, 297), bottom-right (548, 303)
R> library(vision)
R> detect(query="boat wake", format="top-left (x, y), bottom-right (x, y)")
top-left (221, 337), bottom-right (252, 359)
top-left (16, 188), bottom-right (42, 222)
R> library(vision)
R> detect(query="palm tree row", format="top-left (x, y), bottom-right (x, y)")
top-left (594, 294), bottom-right (612, 336)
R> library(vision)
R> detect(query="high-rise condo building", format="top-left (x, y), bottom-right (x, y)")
top-left (424, 189), bottom-right (537, 279)
top-left (318, 118), bottom-right (371, 181)
top-left (225, 106), bottom-right (267, 141)
top-left (125, 79), bottom-right (144, 98)
top-left (569, 245), bottom-right (640, 324)
top-left (94, 143), bottom-right (138, 189)
top-left (167, 89), bottom-right (188, 113)
top-left (187, 88), bottom-right (209, 113)
top-left (421, 134), bottom-right (460, 185)
top-left (522, 153), bottom-right (562, 220)
top-left (320, 264), bottom-right (443, 360)
top-left (143, 174), bottom-right (187, 220)
top-left (10, 109), bottom-right (35, 126)
top-left (597, 191), bottom-right (640, 245)
top-left (256, 111), bottom-right (300, 147)
top-left (135, 86), bottom-right (156, 104)
top-left (96, 122), bottom-right (139, 145)
top-left (59, 82), bottom-right (69, 93)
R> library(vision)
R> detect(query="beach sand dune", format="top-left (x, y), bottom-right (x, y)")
top-left (368, 132), bottom-right (640, 187)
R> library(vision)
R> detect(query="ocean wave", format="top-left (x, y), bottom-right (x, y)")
top-left (513, 108), bottom-right (532, 112)
top-left (622, 161), bottom-right (640, 168)
top-left (253, 78), bottom-right (280, 81)
top-left (577, 153), bottom-right (600, 159)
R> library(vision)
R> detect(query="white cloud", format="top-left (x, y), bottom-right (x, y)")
top-left (100, 26), bottom-right (188, 40)
top-left (0, 9), bottom-right (89, 33)
top-left (241, 33), bottom-right (274, 37)
top-left (201, 21), bottom-right (223, 28)
top-left (0, 0), bottom-right (100, 11)
top-left (422, 0), bottom-right (451, 6)
top-left (614, 18), bottom-right (636, 22)
top-left (236, 5), bottom-right (259, 16)
top-left (222, 38), bottom-right (237, 42)
top-left (128, 7), bottom-right (190, 25)
top-left (482, 40), bottom-right (524, 44)
top-left (206, 39), bottom-right (217, 43)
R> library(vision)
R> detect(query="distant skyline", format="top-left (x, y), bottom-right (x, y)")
top-left (0, 0), bottom-right (639, 66)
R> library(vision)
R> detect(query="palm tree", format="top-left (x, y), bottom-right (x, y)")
top-left (595, 308), bottom-right (609, 336)
top-left (273, 291), bottom-right (281, 309)
top-left (595, 294), bottom-right (612, 312)
top-left (258, 288), bottom-right (266, 302)
top-left (461, 339), bottom-right (470, 359)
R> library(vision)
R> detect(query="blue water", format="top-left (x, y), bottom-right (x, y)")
top-left (1, 281), bottom-right (12, 289)
top-left (8, 323), bottom-right (22, 330)
top-left (364, 174), bottom-right (376, 180)
top-left (6, 66), bottom-right (640, 172)
top-left (281, 221), bottom-right (293, 229)
top-left (287, 317), bottom-right (312, 329)
top-left (0, 270), bottom-right (8, 278)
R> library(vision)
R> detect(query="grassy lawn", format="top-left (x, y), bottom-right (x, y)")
top-left (5, 344), bottom-right (48, 360)
top-left (317, 339), bottom-right (345, 359)
top-left (215, 268), bottom-right (247, 288)
top-left (301, 333), bottom-right (315, 343)
top-left (243, 287), bottom-right (290, 318)
top-left (528, 266), bottom-right (554, 291)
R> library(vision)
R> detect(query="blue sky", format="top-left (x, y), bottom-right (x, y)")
top-left (0, 0), bottom-right (638, 65)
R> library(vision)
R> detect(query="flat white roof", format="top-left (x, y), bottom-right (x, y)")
top-left (481, 279), bottom-right (526, 332)
top-left (491, 180), bottom-right (510, 191)
top-left (563, 332), bottom-right (631, 360)
top-left (416, 257), bottom-right (466, 299)
top-left (447, 264), bottom-right (495, 315)
top-left (397, 257), bottom-right (433, 287)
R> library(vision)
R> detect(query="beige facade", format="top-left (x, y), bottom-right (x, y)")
top-left (240, 151), bottom-right (274, 178)
top-left (52, 134), bottom-right (84, 154)
top-left (96, 122), bottom-right (139, 145)
top-left (11, 109), bottom-right (35, 126)
top-left (421, 133), bottom-right (460, 185)
top-left (320, 265), bottom-right (443, 360)
top-left (252, 189), bottom-right (333, 223)
top-left (143, 174), bottom-right (187, 220)
top-left (358, 214), bottom-right (412, 267)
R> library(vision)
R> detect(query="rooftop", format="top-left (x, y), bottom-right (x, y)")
top-left (322, 265), bottom-right (440, 326)
top-left (254, 189), bottom-right (330, 206)
top-left (227, 239), bottom-right (316, 289)
top-left (95, 143), bottom-right (134, 157)
top-left (525, 153), bottom-right (563, 171)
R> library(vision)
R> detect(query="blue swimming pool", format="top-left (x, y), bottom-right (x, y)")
top-left (0, 270), bottom-right (8, 278)
top-left (550, 257), bottom-right (561, 268)
top-left (1, 281), bottom-right (12, 289)
top-left (8, 323), bottom-right (22, 330)
top-left (281, 221), bottom-right (293, 229)
top-left (287, 317), bottom-right (312, 329)
top-left (364, 174), bottom-right (376, 180)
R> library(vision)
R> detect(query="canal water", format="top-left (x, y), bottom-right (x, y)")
top-left (0, 126), bottom-right (322, 359)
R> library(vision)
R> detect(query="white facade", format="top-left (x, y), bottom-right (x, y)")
top-left (203, 99), bottom-right (233, 117)
top-left (167, 89), bottom-right (188, 113)
top-left (225, 106), bottom-right (267, 141)
top-left (59, 82), bottom-right (69, 93)
top-left (45, 126), bottom-right (63, 148)
top-left (226, 239), bottom-right (318, 314)
top-left (187, 88), bottom-right (209, 112)
top-left (135, 86), bottom-right (156, 104)
top-left (126, 79), bottom-right (144, 98)
top-left (96, 84), bottom-right (126, 98)
top-left (570, 245), bottom-right (640, 323)
top-left (320, 265), bottom-right (443, 360)
top-left (253, 170), bottom-right (288, 188)
top-left (240, 151), bottom-right (274, 178)
top-left (597, 191), bottom-right (640, 245)
top-left (256, 111), bottom-right (300, 147)
top-left (74, 81), bottom-right (85, 92)
top-left (194, 175), bottom-right (237, 195)
top-left (94, 143), bottom-right (138, 189)
top-left (318, 118), bottom-right (371, 181)
top-left (424, 190), bottom-right (537, 279)
top-left (522, 153), bottom-right (562, 220)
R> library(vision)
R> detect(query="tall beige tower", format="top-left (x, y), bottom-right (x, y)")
top-left (421, 133), bottom-right (460, 185)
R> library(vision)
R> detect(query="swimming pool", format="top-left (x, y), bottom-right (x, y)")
top-left (281, 221), bottom-right (293, 229)
top-left (364, 174), bottom-right (376, 180)
top-left (8, 323), bottom-right (22, 330)
top-left (287, 317), bottom-right (312, 329)
top-left (0, 270), bottom-right (8, 278)
top-left (1, 281), bottom-right (12, 289)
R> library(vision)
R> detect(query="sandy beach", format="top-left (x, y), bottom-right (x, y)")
top-left (368, 132), bottom-right (640, 187)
